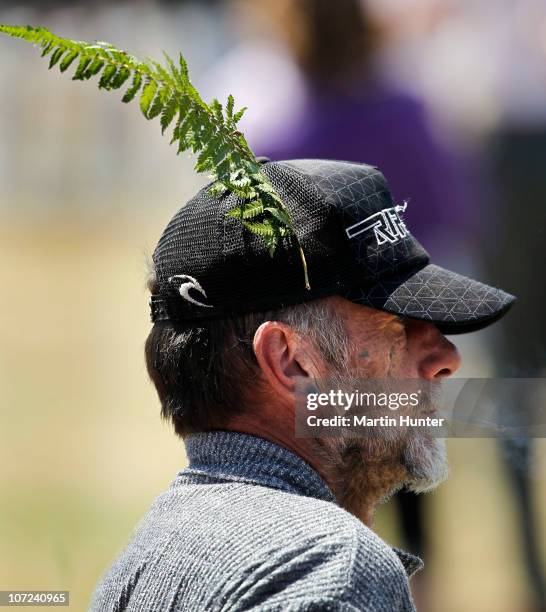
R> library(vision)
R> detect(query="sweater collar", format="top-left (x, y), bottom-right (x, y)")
top-left (183, 430), bottom-right (336, 503)
top-left (182, 430), bottom-right (423, 577)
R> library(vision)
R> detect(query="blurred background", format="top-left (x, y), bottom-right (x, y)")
top-left (0, 1), bottom-right (545, 610)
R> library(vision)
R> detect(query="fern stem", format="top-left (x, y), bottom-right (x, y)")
top-left (298, 245), bottom-right (311, 291)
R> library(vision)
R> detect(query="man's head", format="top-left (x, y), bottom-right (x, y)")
top-left (146, 265), bottom-right (459, 522)
top-left (145, 158), bottom-right (514, 522)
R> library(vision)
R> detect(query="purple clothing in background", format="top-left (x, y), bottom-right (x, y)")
top-left (259, 80), bottom-right (480, 258)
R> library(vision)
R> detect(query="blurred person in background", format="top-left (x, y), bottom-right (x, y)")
top-left (204, 0), bottom-right (480, 260)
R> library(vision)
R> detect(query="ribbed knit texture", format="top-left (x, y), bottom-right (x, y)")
top-left (90, 431), bottom-right (422, 611)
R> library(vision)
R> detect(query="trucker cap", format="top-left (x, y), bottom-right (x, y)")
top-left (150, 158), bottom-right (515, 334)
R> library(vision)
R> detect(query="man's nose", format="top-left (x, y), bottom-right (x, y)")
top-left (409, 320), bottom-right (461, 379)
top-left (424, 340), bottom-right (461, 379)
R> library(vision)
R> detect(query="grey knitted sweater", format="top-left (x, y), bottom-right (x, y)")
top-left (90, 431), bottom-right (422, 611)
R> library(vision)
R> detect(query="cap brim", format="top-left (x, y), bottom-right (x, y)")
top-left (345, 264), bottom-right (516, 334)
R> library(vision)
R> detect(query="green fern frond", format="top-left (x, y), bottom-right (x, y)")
top-left (242, 221), bottom-right (276, 237)
top-left (0, 24), bottom-right (310, 290)
top-left (226, 200), bottom-right (264, 220)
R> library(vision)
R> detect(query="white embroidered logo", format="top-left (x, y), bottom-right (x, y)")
top-left (168, 274), bottom-right (213, 308)
top-left (345, 202), bottom-right (409, 245)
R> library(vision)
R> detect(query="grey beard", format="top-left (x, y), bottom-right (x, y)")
top-left (312, 361), bottom-right (449, 512)
top-left (403, 435), bottom-right (449, 494)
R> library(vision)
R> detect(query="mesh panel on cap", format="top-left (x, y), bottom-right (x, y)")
top-left (151, 161), bottom-right (357, 322)
top-left (282, 159), bottom-right (429, 280)
top-left (153, 185), bottom-right (223, 299)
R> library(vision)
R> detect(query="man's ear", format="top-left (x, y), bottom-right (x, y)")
top-left (252, 322), bottom-right (321, 403)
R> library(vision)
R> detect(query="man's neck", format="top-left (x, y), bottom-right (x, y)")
top-left (223, 419), bottom-right (405, 526)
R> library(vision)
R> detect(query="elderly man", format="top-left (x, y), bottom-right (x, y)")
top-left (91, 159), bottom-right (515, 611)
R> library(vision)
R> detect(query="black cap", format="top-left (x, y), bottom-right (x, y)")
top-left (150, 159), bottom-right (515, 334)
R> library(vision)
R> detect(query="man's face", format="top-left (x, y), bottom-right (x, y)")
top-left (314, 296), bottom-right (460, 506)
top-left (336, 296), bottom-right (460, 380)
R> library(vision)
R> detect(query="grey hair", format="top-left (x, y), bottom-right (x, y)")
top-left (144, 261), bottom-right (351, 437)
